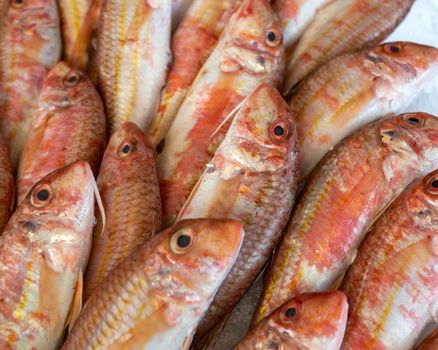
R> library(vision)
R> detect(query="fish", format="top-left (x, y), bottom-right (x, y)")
top-left (253, 113), bottom-right (438, 324)
top-left (172, 0), bottom-right (194, 30)
top-left (340, 169), bottom-right (438, 350)
top-left (417, 329), bottom-right (438, 350)
top-left (0, 135), bottom-right (14, 233)
top-left (178, 83), bottom-right (299, 340)
top-left (0, 0), bottom-right (62, 170)
top-left (58, 0), bottom-right (91, 61)
top-left (17, 61), bottom-right (106, 203)
top-left (0, 160), bottom-right (99, 350)
top-left (288, 41), bottom-right (438, 179)
top-left (62, 219), bottom-right (244, 350)
top-left (98, 0), bottom-right (172, 134)
top-left (148, 0), bottom-right (243, 148)
top-left (84, 122), bottom-right (162, 300)
top-left (283, 0), bottom-right (415, 94)
top-left (233, 292), bottom-right (348, 350)
top-left (157, 0), bottom-right (285, 227)
top-left (273, 0), bottom-right (333, 54)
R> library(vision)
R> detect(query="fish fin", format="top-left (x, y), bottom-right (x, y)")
top-left (66, 270), bottom-right (83, 333)
top-left (210, 94), bottom-right (250, 140)
top-left (93, 178), bottom-right (106, 238)
top-left (67, 0), bottom-right (103, 71)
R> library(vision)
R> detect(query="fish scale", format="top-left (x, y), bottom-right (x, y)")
top-left (254, 113), bottom-right (438, 324)
top-left (84, 122), bottom-right (162, 300)
top-left (178, 84), bottom-right (299, 344)
top-left (0, 0), bottom-right (61, 170)
top-left (283, 0), bottom-right (415, 93)
top-left (62, 219), bottom-right (244, 350)
top-left (341, 170), bottom-right (438, 349)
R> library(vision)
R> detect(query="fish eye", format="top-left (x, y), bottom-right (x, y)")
top-left (280, 301), bottom-right (301, 323)
top-left (269, 120), bottom-right (289, 141)
top-left (31, 184), bottom-right (52, 207)
top-left (118, 140), bottom-right (136, 158)
top-left (426, 176), bottom-right (438, 195)
top-left (63, 71), bottom-right (81, 86)
top-left (170, 228), bottom-right (195, 255)
top-left (11, 0), bottom-right (24, 7)
top-left (384, 43), bottom-right (402, 54)
top-left (265, 29), bottom-right (281, 47)
top-left (404, 115), bottom-right (424, 126)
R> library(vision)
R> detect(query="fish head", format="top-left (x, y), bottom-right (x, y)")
top-left (379, 113), bottom-right (438, 173)
top-left (220, 0), bottom-right (285, 76)
top-left (406, 169), bottom-right (438, 230)
top-left (98, 122), bottom-right (155, 185)
top-left (159, 219), bottom-right (244, 297)
top-left (38, 62), bottom-right (95, 108)
top-left (7, 0), bottom-right (58, 29)
top-left (367, 42), bottom-right (438, 88)
top-left (219, 83), bottom-right (298, 173)
top-left (19, 160), bottom-right (96, 248)
top-left (268, 292), bottom-right (348, 348)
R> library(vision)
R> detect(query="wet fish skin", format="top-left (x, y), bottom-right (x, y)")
top-left (17, 61), bottom-right (106, 203)
top-left (149, 0), bottom-right (243, 147)
top-left (62, 219), bottom-right (244, 350)
top-left (0, 135), bottom-right (14, 233)
top-left (289, 41), bottom-right (438, 179)
top-left (0, 161), bottom-right (97, 350)
top-left (179, 83), bottom-right (299, 339)
top-left (58, 0), bottom-right (91, 60)
top-left (98, 0), bottom-right (172, 135)
top-left (234, 292), bottom-right (348, 350)
top-left (283, 0), bottom-right (415, 94)
top-left (254, 113), bottom-right (438, 324)
top-left (273, 0), bottom-right (333, 53)
top-left (84, 122), bottom-right (162, 300)
top-left (158, 0), bottom-right (285, 227)
top-left (341, 169), bottom-right (438, 350)
top-left (0, 0), bottom-right (62, 170)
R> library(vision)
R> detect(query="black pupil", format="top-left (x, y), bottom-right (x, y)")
top-left (177, 234), bottom-right (191, 248)
top-left (267, 31), bottom-right (276, 42)
top-left (408, 117), bottom-right (420, 124)
top-left (390, 45), bottom-right (400, 53)
top-left (432, 180), bottom-right (438, 189)
top-left (122, 144), bottom-right (131, 154)
top-left (285, 307), bottom-right (297, 318)
top-left (68, 75), bottom-right (78, 83)
top-left (36, 189), bottom-right (49, 201)
top-left (274, 125), bottom-right (285, 136)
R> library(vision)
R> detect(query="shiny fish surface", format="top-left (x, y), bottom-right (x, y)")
top-left (84, 122), bottom-right (162, 300)
top-left (289, 42), bottom-right (438, 178)
top-left (0, 0), bottom-right (62, 169)
top-left (283, 0), bottom-right (415, 94)
top-left (254, 113), bottom-right (438, 323)
top-left (157, 0), bottom-right (285, 227)
top-left (273, 0), bottom-right (333, 54)
top-left (179, 83), bottom-right (299, 339)
top-left (58, 0), bottom-right (91, 60)
top-left (17, 61), bottom-right (106, 203)
top-left (0, 161), bottom-right (97, 350)
top-left (149, 0), bottom-right (243, 147)
top-left (62, 219), bottom-right (244, 350)
top-left (341, 170), bottom-right (438, 350)
top-left (234, 292), bottom-right (348, 350)
top-left (98, 0), bottom-right (171, 134)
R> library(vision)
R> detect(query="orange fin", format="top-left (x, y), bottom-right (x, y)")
top-left (66, 270), bottom-right (83, 333)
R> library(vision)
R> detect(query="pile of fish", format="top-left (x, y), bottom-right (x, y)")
top-left (0, 0), bottom-right (437, 349)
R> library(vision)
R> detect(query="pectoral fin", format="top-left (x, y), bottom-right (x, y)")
top-left (66, 270), bottom-right (83, 333)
